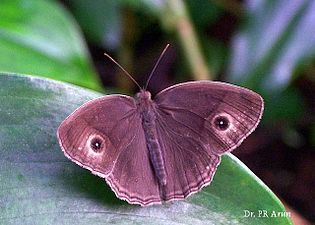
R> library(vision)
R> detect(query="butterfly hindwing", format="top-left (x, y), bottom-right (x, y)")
top-left (155, 112), bottom-right (221, 200)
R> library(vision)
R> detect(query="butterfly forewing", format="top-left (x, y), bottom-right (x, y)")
top-left (57, 95), bottom-right (161, 205)
top-left (155, 81), bottom-right (264, 155)
top-left (152, 81), bottom-right (263, 200)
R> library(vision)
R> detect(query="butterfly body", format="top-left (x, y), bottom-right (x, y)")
top-left (57, 81), bottom-right (264, 206)
top-left (136, 90), bottom-right (167, 186)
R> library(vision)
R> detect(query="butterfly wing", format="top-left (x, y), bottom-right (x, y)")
top-left (153, 81), bottom-right (264, 201)
top-left (57, 95), bottom-right (161, 205)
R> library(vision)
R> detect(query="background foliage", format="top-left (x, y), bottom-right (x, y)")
top-left (1, 0), bottom-right (314, 224)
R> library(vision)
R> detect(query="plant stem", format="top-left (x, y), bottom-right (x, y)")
top-left (163, 0), bottom-right (212, 80)
top-left (117, 8), bottom-right (137, 93)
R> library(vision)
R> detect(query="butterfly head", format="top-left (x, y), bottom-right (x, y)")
top-left (135, 90), bottom-right (153, 112)
top-left (135, 90), bottom-right (152, 101)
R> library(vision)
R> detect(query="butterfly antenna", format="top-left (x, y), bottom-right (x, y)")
top-left (144, 44), bottom-right (170, 90)
top-left (104, 53), bottom-right (142, 90)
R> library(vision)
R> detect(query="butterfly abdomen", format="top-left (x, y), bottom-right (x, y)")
top-left (141, 109), bottom-right (167, 186)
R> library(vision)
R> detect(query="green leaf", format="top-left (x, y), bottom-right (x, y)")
top-left (66, 0), bottom-right (121, 49)
top-left (0, 73), bottom-right (292, 225)
top-left (203, 38), bottom-right (228, 78)
top-left (227, 0), bottom-right (315, 93)
top-left (0, 0), bottom-right (102, 91)
top-left (262, 87), bottom-right (306, 125)
top-left (121, 0), bottom-right (166, 16)
top-left (186, 0), bottom-right (223, 30)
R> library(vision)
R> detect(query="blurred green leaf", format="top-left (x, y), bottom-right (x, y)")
top-left (227, 0), bottom-right (315, 93)
top-left (0, 73), bottom-right (292, 225)
top-left (262, 87), bottom-right (306, 124)
top-left (66, 0), bottom-right (186, 48)
top-left (204, 38), bottom-right (228, 77)
top-left (0, 0), bottom-right (102, 91)
top-left (66, 0), bottom-right (121, 50)
top-left (186, 0), bottom-right (223, 30)
top-left (121, 0), bottom-right (165, 16)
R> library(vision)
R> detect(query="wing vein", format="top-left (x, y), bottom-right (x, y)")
top-left (156, 115), bottom-right (212, 173)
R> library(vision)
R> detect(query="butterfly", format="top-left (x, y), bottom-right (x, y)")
top-left (57, 45), bottom-right (264, 206)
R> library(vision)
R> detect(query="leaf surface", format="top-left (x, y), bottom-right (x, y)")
top-left (0, 73), bottom-right (292, 225)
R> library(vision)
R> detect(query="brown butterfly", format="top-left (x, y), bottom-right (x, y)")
top-left (57, 45), bottom-right (264, 206)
